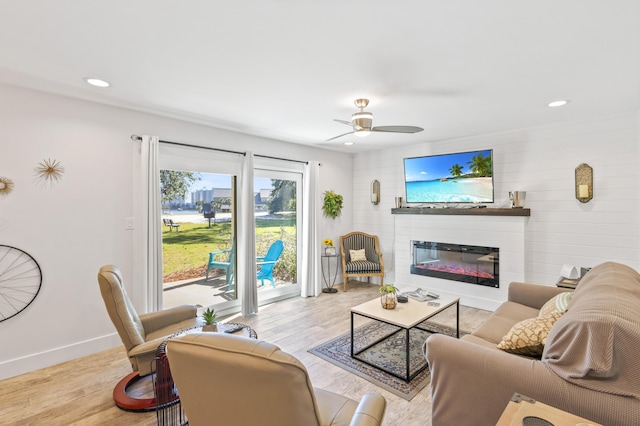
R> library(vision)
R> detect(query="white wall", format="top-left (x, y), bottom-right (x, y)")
top-left (353, 113), bottom-right (640, 292)
top-left (0, 84), bottom-right (354, 380)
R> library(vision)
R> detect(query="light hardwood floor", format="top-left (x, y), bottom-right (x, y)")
top-left (0, 281), bottom-right (492, 426)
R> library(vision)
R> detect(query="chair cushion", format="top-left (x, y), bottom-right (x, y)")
top-left (98, 265), bottom-right (145, 347)
top-left (346, 260), bottom-right (381, 273)
top-left (350, 249), bottom-right (368, 262)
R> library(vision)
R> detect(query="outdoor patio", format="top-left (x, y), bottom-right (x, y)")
top-left (162, 273), bottom-right (292, 309)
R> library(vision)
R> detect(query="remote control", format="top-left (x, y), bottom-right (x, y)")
top-left (224, 324), bottom-right (244, 334)
top-left (426, 291), bottom-right (440, 299)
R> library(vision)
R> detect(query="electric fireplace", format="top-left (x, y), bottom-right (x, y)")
top-left (411, 241), bottom-right (499, 287)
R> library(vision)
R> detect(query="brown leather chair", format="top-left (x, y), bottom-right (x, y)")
top-left (98, 264), bottom-right (202, 376)
top-left (340, 231), bottom-right (385, 291)
top-left (167, 333), bottom-right (386, 426)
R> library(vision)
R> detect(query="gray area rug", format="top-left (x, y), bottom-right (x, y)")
top-left (308, 320), bottom-right (463, 401)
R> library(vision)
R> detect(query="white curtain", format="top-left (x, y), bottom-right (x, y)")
top-left (301, 161), bottom-right (321, 297)
top-left (238, 151), bottom-right (258, 315)
top-left (133, 135), bottom-right (162, 313)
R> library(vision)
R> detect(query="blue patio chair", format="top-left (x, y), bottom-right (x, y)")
top-left (256, 240), bottom-right (284, 287)
top-left (206, 240), bottom-right (235, 290)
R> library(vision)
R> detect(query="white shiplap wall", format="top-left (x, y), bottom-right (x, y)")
top-left (353, 113), bottom-right (639, 298)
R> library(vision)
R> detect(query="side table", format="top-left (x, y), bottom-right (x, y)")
top-left (496, 393), bottom-right (602, 426)
top-left (321, 252), bottom-right (340, 293)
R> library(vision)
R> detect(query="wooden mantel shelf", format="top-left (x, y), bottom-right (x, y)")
top-left (391, 207), bottom-right (531, 216)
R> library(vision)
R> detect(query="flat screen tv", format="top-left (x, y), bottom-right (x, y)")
top-left (403, 149), bottom-right (494, 204)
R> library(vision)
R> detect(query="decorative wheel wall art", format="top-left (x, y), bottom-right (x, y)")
top-left (0, 176), bottom-right (14, 197)
top-left (0, 245), bottom-right (42, 322)
top-left (34, 158), bottom-right (65, 187)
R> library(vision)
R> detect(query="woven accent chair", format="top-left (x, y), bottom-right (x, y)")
top-left (340, 231), bottom-right (384, 291)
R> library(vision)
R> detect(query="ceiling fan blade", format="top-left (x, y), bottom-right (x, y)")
top-left (334, 119), bottom-right (353, 127)
top-left (334, 118), bottom-right (363, 131)
top-left (371, 125), bottom-right (424, 134)
top-left (326, 131), bottom-right (354, 141)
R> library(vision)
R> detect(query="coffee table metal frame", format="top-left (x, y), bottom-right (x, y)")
top-left (350, 295), bottom-right (459, 382)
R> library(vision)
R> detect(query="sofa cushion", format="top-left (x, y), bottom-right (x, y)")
top-left (497, 311), bottom-right (564, 357)
top-left (543, 262), bottom-right (640, 399)
top-left (472, 301), bottom-right (539, 344)
top-left (539, 291), bottom-right (573, 317)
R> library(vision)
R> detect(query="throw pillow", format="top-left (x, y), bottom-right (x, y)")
top-left (350, 249), bottom-right (367, 262)
top-left (539, 292), bottom-right (573, 317)
top-left (496, 311), bottom-right (564, 357)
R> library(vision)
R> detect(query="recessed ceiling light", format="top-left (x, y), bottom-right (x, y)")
top-left (548, 100), bottom-right (569, 107)
top-left (84, 77), bottom-right (110, 88)
top-left (344, 141), bottom-right (354, 146)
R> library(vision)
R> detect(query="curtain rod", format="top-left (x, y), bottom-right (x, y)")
top-left (131, 135), bottom-right (308, 165)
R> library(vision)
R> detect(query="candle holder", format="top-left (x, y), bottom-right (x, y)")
top-left (575, 163), bottom-right (593, 203)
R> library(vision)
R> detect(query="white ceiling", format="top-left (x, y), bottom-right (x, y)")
top-left (1, 1), bottom-right (639, 152)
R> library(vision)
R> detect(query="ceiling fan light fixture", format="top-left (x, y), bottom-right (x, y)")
top-left (354, 130), bottom-right (370, 138)
top-left (352, 111), bottom-right (372, 120)
top-left (352, 111), bottom-right (373, 131)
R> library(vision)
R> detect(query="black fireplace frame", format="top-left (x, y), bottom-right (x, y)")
top-left (410, 241), bottom-right (499, 288)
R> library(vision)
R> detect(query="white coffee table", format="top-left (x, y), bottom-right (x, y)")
top-left (350, 293), bottom-right (459, 382)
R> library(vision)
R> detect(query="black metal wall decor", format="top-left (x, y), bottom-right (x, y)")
top-left (0, 245), bottom-right (42, 322)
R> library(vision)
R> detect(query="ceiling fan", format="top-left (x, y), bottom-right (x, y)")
top-left (327, 98), bottom-right (424, 141)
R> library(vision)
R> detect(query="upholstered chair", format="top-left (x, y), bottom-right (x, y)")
top-left (167, 333), bottom-right (387, 426)
top-left (340, 231), bottom-right (385, 291)
top-left (97, 264), bottom-right (202, 376)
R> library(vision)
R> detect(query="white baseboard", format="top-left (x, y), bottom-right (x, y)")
top-left (0, 333), bottom-right (122, 381)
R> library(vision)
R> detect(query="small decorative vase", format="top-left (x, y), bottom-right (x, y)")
top-left (381, 293), bottom-right (397, 309)
top-left (202, 323), bottom-right (218, 332)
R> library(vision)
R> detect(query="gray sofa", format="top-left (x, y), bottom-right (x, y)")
top-left (425, 261), bottom-right (640, 426)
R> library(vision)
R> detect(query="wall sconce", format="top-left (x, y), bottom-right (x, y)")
top-left (575, 163), bottom-right (593, 203)
top-left (370, 180), bottom-right (380, 205)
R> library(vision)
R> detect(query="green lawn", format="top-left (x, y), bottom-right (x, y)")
top-left (162, 216), bottom-right (297, 282)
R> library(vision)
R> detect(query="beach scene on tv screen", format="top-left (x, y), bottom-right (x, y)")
top-left (404, 150), bottom-right (493, 203)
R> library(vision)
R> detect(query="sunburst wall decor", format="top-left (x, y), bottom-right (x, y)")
top-left (34, 158), bottom-right (65, 187)
top-left (0, 176), bottom-right (14, 197)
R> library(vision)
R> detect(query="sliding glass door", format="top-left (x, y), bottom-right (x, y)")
top-left (160, 171), bottom-right (238, 310)
top-left (254, 168), bottom-right (302, 303)
top-left (157, 143), bottom-right (306, 314)
top-left (159, 143), bottom-right (242, 313)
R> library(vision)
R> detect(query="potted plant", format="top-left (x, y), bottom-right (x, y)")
top-left (322, 190), bottom-right (343, 219)
top-left (201, 307), bottom-right (217, 332)
top-left (380, 285), bottom-right (398, 310)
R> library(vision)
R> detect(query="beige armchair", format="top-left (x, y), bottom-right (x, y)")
top-left (98, 264), bottom-right (202, 376)
top-left (340, 231), bottom-right (384, 291)
top-left (167, 333), bottom-right (387, 426)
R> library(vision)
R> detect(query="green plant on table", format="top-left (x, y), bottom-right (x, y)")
top-left (379, 285), bottom-right (397, 294)
top-left (202, 307), bottom-right (217, 325)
